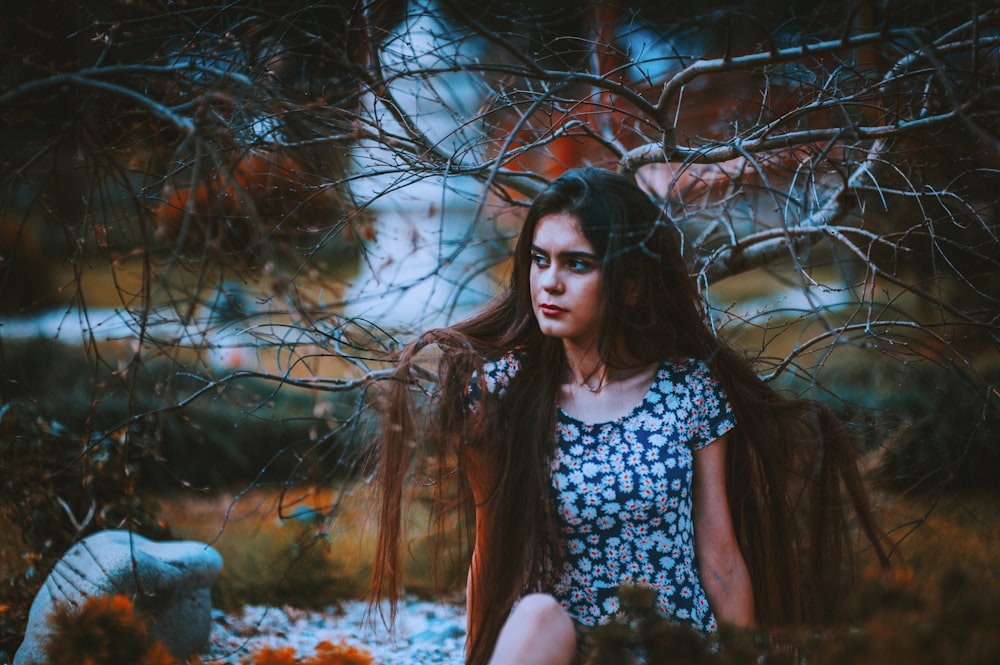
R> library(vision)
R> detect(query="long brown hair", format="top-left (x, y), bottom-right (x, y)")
top-left (368, 168), bottom-right (891, 665)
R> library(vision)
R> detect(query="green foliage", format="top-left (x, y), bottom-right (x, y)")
top-left (1, 338), bottom-right (354, 488)
top-left (796, 352), bottom-right (1000, 492)
top-left (0, 398), bottom-right (169, 657)
top-left (0, 335), bottom-right (376, 653)
top-left (0, 398), bottom-right (167, 567)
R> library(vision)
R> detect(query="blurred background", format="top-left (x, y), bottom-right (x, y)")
top-left (1, 0), bottom-right (998, 660)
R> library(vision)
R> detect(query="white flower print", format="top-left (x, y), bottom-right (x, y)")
top-left (477, 354), bottom-right (734, 634)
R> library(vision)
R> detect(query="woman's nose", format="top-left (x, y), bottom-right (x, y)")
top-left (540, 266), bottom-right (562, 292)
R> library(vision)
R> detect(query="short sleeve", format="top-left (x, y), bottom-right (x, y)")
top-left (465, 351), bottom-right (523, 413)
top-left (686, 360), bottom-right (735, 451)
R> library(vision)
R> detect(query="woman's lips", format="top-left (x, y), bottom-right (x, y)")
top-left (538, 304), bottom-right (566, 316)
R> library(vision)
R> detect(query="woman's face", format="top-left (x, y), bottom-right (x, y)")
top-left (529, 212), bottom-right (604, 350)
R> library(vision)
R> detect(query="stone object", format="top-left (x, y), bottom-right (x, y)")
top-left (13, 530), bottom-right (223, 665)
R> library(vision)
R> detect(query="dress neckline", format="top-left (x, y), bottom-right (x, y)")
top-left (557, 360), bottom-right (664, 426)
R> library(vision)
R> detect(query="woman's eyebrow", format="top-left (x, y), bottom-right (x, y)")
top-left (530, 245), bottom-right (598, 261)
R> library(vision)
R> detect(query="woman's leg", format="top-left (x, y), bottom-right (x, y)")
top-left (487, 593), bottom-right (577, 665)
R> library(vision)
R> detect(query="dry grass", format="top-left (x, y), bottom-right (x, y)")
top-left (155, 480), bottom-right (1000, 613)
top-left (5, 480), bottom-right (998, 663)
top-left (577, 489), bottom-right (1000, 665)
top-left (874, 488), bottom-right (1000, 595)
top-left (156, 482), bottom-right (467, 610)
top-left (42, 592), bottom-right (375, 665)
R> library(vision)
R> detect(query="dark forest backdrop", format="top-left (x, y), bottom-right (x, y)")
top-left (1, 0), bottom-right (999, 660)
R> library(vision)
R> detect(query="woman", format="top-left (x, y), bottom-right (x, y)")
top-left (369, 167), bottom-right (889, 665)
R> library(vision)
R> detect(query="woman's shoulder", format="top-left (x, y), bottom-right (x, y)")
top-left (467, 349), bottom-right (525, 402)
top-left (656, 356), bottom-right (716, 380)
top-left (654, 357), bottom-right (735, 438)
top-left (653, 357), bottom-right (730, 400)
top-left (481, 349), bottom-right (525, 376)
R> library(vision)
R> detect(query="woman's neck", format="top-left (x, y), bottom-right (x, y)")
top-left (561, 341), bottom-right (607, 391)
top-left (558, 358), bottom-right (660, 423)
top-left (561, 339), bottom-right (655, 395)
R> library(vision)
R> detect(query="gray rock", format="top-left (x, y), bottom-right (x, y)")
top-left (13, 530), bottom-right (223, 665)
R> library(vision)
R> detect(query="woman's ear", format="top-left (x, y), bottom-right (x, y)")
top-left (625, 280), bottom-right (640, 307)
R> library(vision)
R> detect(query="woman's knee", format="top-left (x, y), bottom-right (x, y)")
top-left (511, 594), bottom-right (575, 636)
top-left (489, 594), bottom-right (577, 665)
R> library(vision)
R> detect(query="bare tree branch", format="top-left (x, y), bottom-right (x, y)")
top-left (1, 0), bottom-right (997, 512)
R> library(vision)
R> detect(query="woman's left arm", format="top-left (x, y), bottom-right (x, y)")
top-left (693, 433), bottom-right (755, 628)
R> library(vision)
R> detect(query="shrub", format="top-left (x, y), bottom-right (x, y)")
top-left (791, 353), bottom-right (1000, 492)
top-left (45, 594), bottom-right (180, 665)
top-left (0, 399), bottom-right (170, 657)
top-left (242, 640), bottom-right (372, 665)
top-left (585, 565), bottom-right (1000, 665)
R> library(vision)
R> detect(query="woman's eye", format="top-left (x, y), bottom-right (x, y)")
top-left (568, 259), bottom-right (593, 272)
top-left (531, 253), bottom-right (549, 267)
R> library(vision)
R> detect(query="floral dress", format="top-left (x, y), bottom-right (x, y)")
top-left (470, 353), bottom-right (735, 635)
